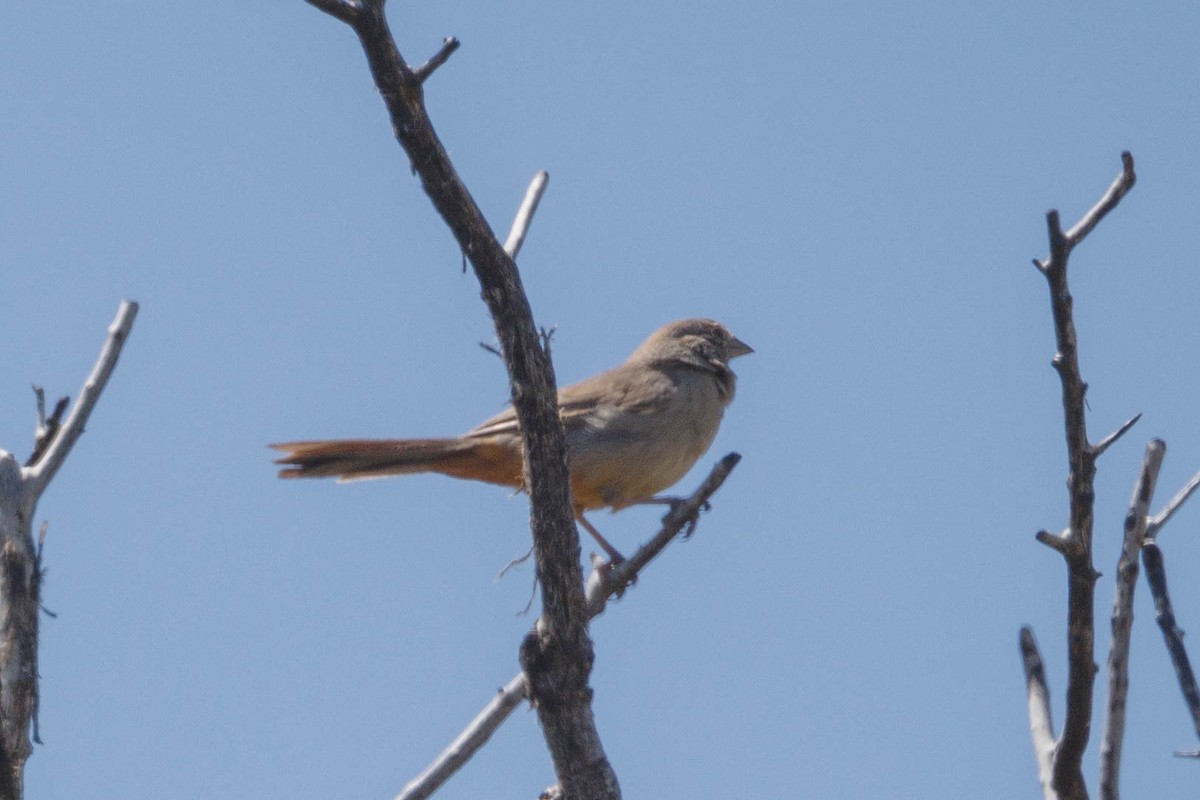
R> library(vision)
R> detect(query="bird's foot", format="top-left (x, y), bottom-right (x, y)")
top-left (639, 496), bottom-right (711, 538)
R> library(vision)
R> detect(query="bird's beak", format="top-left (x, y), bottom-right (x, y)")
top-left (728, 335), bottom-right (754, 359)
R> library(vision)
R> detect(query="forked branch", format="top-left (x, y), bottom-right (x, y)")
top-left (305, 3), bottom-right (616, 796)
top-left (1099, 440), bottom-right (1163, 799)
top-left (396, 455), bottom-right (740, 800)
top-left (1023, 153), bottom-right (1137, 800)
top-left (0, 300), bottom-right (137, 800)
top-left (1139, 462), bottom-right (1200, 757)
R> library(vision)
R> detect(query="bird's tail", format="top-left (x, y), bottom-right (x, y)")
top-left (271, 437), bottom-right (523, 489)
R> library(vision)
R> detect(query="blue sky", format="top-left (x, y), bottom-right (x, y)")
top-left (4, 2), bottom-right (1200, 798)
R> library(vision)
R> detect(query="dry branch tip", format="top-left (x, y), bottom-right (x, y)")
top-left (414, 37), bottom-right (460, 83)
top-left (1091, 412), bottom-right (1142, 458)
top-left (1147, 468), bottom-right (1200, 541)
top-left (1020, 627), bottom-right (1049, 686)
top-left (1064, 152), bottom-right (1137, 245)
top-left (1035, 529), bottom-right (1072, 556)
top-left (504, 170), bottom-right (550, 260)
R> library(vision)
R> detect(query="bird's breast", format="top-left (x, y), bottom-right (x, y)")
top-left (566, 367), bottom-right (728, 510)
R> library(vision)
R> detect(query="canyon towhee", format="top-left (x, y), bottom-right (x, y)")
top-left (272, 318), bottom-right (751, 560)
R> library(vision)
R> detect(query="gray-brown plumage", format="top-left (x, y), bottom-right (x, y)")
top-left (272, 318), bottom-right (751, 559)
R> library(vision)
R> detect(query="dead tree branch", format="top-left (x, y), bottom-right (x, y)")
top-left (1020, 628), bottom-right (1058, 800)
top-left (504, 171), bottom-right (550, 261)
top-left (0, 300), bottom-right (137, 800)
top-left (413, 36), bottom-right (460, 83)
top-left (1138, 460), bottom-right (1200, 756)
top-left (305, 3), bottom-right (616, 796)
top-left (1024, 152), bottom-right (1137, 800)
top-left (1142, 542), bottom-right (1200, 755)
top-left (1099, 440), bottom-right (1163, 800)
top-left (23, 390), bottom-right (68, 469)
top-left (397, 455), bottom-right (740, 800)
top-left (1146, 470), bottom-right (1200, 540)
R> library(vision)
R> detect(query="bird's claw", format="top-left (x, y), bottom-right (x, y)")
top-left (663, 498), bottom-right (709, 538)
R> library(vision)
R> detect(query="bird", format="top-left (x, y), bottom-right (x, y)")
top-left (271, 318), bottom-right (751, 561)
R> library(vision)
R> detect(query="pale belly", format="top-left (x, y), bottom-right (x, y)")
top-left (566, 371), bottom-right (727, 510)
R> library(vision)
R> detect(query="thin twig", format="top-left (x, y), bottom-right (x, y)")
top-left (504, 171), bottom-right (550, 260)
top-left (588, 454), bottom-right (740, 614)
top-left (1142, 542), bottom-right (1200, 747)
top-left (478, 341), bottom-right (503, 359)
top-left (1100, 439), bottom-right (1164, 800)
top-left (1092, 412), bottom-right (1141, 458)
top-left (395, 674), bottom-right (528, 800)
top-left (413, 37), bottom-right (460, 83)
top-left (1146, 469), bottom-right (1200, 541)
top-left (396, 456), bottom-right (739, 800)
top-left (25, 390), bottom-right (69, 468)
top-left (23, 301), bottom-right (139, 498)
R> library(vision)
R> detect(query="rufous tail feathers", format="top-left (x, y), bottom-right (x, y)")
top-left (271, 438), bottom-right (523, 489)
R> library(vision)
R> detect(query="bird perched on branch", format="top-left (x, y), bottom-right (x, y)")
top-left (272, 318), bottom-right (751, 561)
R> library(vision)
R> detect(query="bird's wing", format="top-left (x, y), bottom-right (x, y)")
top-left (464, 363), bottom-right (676, 440)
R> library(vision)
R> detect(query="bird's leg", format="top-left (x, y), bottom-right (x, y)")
top-left (576, 514), bottom-right (626, 564)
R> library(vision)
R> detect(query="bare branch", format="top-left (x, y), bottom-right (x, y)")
top-left (1091, 412), bottom-right (1141, 458)
top-left (504, 171), bottom-right (550, 260)
top-left (304, 0), bottom-right (363, 25)
top-left (23, 300), bottom-right (139, 499)
top-left (0, 300), bottom-right (138, 799)
top-left (24, 389), bottom-right (69, 468)
top-left (395, 674), bottom-right (528, 800)
top-left (1064, 152), bottom-right (1137, 246)
top-left (1029, 153), bottom-right (1137, 800)
top-left (1036, 528), bottom-right (1075, 558)
top-left (1146, 469), bottom-right (1200, 541)
top-left (588, 453), bottom-right (740, 614)
top-left (1143, 542), bottom-right (1200, 748)
top-left (1100, 439), bottom-right (1164, 800)
top-left (413, 37), bottom-right (460, 83)
top-left (309, 9), bottom-right (614, 796)
top-left (1020, 627), bottom-right (1058, 800)
top-left (397, 456), bottom-right (739, 799)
